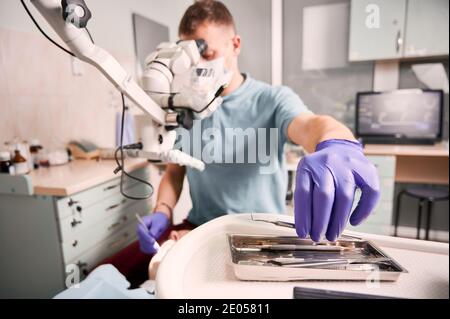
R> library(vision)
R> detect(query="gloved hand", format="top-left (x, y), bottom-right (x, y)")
top-left (294, 139), bottom-right (380, 242)
top-left (137, 212), bottom-right (171, 255)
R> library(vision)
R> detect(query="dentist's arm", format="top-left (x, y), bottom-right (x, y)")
top-left (155, 164), bottom-right (186, 220)
top-left (287, 114), bottom-right (357, 153)
top-left (137, 164), bottom-right (185, 255)
top-left (288, 114), bottom-right (381, 242)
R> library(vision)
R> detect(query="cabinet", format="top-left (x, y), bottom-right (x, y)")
top-left (349, 155), bottom-right (396, 235)
top-left (349, 0), bottom-right (449, 61)
top-left (404, 0), bottom-right (449, 57)
top-left (349, 0), bottom-right (407, 61)
top-left (0, 163), bottom-right (151, 298)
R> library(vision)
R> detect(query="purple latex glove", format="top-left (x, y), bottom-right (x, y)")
top-left (137, 212), bottom-right (170, 255)
top-left (294, 139), bottom-right (380, 242)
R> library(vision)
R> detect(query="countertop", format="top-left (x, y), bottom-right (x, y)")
top-left (30, 159), bottom-right (149, 197)
top-left (364, 143), bottom-right (449, 157)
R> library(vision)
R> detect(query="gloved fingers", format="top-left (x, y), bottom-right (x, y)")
top-left (326, 180), bottom-right (356, 242)
top-left (350, 184), bottom-right (381, 226)
top-left (137, 224), bottom-right (157, 255)
top-left (350, 164), bottom-right (381, 226)
top-left (137, 223), bottom-right (154, 242)
top-left (143, 215), bottom-right (154, 228)
top-left (310, 168), bottom-right (335, 242)
top-left (149, 225), bottom-right (167, 240)
top-left (294, 168), bottom-right (312, 238)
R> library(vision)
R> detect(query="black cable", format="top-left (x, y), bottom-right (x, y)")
top-left (194, 85), bottom-right (226, 114)
top-left (114, 93), bottom-right (154, 201)
top-left (85, 28), bottom-right (94, 44)
top-left (20, 0), bottom-right (75, 57)
top-left (21, 0), bottom-right (215, 199)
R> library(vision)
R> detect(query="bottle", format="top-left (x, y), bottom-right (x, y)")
top-left (29, 139), bottom-right (43, 169)
top-left (0, 152), bottom-right (14, 175)
top-left (12, 147), bottom-right (30, 175)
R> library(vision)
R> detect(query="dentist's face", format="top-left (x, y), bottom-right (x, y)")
top-left (180, 22), bottom-right (241, 72)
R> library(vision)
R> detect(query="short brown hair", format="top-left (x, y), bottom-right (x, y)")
top-left (179, 0), bottom-right (236, 36)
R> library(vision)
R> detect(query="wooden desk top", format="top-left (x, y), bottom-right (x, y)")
top-left (364, 143), bottom-right (449, 157)
top-left (30, 159), bottom-right (149, 197)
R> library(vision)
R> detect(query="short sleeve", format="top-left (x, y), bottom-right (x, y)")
top-left (273, 86), bottom-right (313, 145)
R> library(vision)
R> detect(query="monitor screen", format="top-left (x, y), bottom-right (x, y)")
top-left (356, 89), bottom-right (443, 141)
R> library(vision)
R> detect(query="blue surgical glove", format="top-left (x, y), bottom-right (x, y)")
top-left (294, 139), bottom-right (380, 242)
top-left (137, 212), bottom-right (170, 255)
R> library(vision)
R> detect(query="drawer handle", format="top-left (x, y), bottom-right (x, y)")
top-left (107, 216), bottom-right (129, 231)
top-left (108, 233), bottom-right (130, 249)
top-left (68, 198), bottom-right (79, 207)
top-left (105, 199), bottom-right (127, 212)
top-left (106, 204), bottom-right (120, 211)
top-left (72, 240), bottom-right (78, 247)
top-left (71, 219), bottom-right (82, 228)
top-left (395, 30), bottom-right (403, 53)
top-left (108, 222), bottom-right (121, 231)
top-left (76, 261), bottom-right (89, 276)
top-left (104, 184), bottom-right (120, 192)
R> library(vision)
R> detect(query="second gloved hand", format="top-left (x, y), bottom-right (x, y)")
top-left (294, 139), bottom-right (381, 242)
top-left (137, 212), bottom-right (170, 255)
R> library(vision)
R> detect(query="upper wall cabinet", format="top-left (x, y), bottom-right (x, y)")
top-left (349, 0), bottom-right (449, 61)
top-left (404, 0), bottom-right (449, 58)
top-left (349, 0), bottom-right (407, 61)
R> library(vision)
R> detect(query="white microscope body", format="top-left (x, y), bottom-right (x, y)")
top-left (29, 0), bottom-right (229, 171)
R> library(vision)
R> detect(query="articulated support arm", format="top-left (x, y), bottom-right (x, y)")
top-left (29, 0), bottom-right (223, 170)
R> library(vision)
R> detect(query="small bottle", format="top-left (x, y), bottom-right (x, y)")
top-left (12, 147), bottom-right (30, 175)
top-left (0, 152), bottom-right (14, 175)
top-left (29, 139), bottom-right (43, 169)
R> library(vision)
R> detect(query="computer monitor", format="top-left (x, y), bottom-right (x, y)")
top-left (355, 89), bottom-right (444, 145)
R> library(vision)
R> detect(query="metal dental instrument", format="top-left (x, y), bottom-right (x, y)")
top-left (249, 214), bottom-right (363, 241)
top-left (235, 244), bottom-right (361, 252)
top-left (265, 257), bottom-right (391, 268)
top-left (250, 213), bottom-right (296, 229)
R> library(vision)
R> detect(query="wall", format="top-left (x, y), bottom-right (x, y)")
top-left (283, 0), bottom-right (374, 129)
top-left (222, 0), bottom-right (272, 83)
top-left (0, 0), bottom-right (191, 55)
top-left (0, 0), bottom-right (191, 149)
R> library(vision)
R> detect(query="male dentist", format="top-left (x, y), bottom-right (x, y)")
top-left (137, 0), bottom-right (380, 255)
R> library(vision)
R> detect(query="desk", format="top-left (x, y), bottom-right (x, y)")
top-left (364, 144), bottom-right (449, 185)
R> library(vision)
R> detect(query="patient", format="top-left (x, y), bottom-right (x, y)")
top-left (169, 229), bottom-right (191, 241)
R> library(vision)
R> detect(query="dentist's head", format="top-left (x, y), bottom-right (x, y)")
top-left (179, 0), bottom-right (243, 96)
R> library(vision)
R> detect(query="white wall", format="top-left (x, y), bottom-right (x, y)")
top-left (0, 0), bottom-right (191, 55)
top-left (0, 0), bottom-right (192, 149)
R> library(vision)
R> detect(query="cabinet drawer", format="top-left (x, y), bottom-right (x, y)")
top-left (65, 224), bottom-right (138, 279)
top-left (62, 204), bottom-right (147, 261)
top-left (58, 182), bottom-right (151, 242)
top-left (56, 167), bottom-right (149, 220)
top-left (365, 201), bottom-right (394, 224)
top-left (61, 200), bottom-right (150, 263)
top-left (367, 156), bottom-right (396, 178)
top-left (353, 184), bottom-right (394, 207)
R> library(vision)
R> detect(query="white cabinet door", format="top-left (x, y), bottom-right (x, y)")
top-left (404, 0), bottom-right (449, 58)
top-left (349, 0), bottom-right (407, 61)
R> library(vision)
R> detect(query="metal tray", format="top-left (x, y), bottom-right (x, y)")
top-left (228, 234), bottom-right (408, 282)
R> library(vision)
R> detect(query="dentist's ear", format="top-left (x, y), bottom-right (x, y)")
top-left (232, 35), bottom-right (241, 56)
